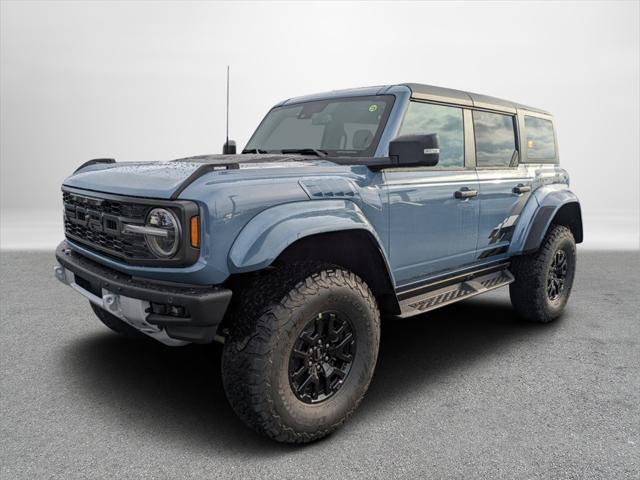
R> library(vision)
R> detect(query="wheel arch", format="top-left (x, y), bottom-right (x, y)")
top-left (227, 199), bottom-right (399, 314)
top-left (516, 188), bottom-right (583, 254)
top-left (275, 229), bottom-right (400, 314)
top-left (551, 202), bottom-right (583, 243)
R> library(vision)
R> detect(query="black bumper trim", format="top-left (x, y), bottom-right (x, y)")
top-left (56, 241), bottom-right (232, 342)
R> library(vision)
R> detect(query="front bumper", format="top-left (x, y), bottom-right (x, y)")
top-left (55, 241), bottom-right (232, 345)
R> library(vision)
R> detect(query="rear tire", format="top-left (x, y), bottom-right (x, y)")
top-left (509, 225), bottom-right (576, 322)
top-left (221, 262), bottom-right (380, 443)
top-left (91, 303), bottom-right (146, 339)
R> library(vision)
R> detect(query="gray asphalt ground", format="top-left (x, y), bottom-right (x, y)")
top-left (1, 251), bottom-right (638, 479)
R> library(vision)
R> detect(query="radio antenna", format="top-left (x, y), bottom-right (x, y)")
top-left (226, 65), bottom-right (230, 147)
top-left (222, 66), bottom-right (236, 154)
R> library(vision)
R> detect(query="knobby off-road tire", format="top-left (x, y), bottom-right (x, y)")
top-left (90, 302), bottom-right (146, 339)
top-left (510, 225), bottom-right (576, 323)
top-left (221, 262), bottom-right (381, 443)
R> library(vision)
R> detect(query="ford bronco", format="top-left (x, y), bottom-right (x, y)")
top-left (54, 83), bottom-right (582, 443)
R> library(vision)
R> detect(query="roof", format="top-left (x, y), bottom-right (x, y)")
top-left (279, 83), bottom-right (550, 116)
top-left (402, 83), bottom-right (550, 115)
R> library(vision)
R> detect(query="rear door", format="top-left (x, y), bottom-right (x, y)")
top-left (385, 101), bottom-right (479, 287)
top-left (473, 110), bottom-right (534, 259)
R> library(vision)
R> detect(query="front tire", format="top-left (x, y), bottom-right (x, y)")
top-left (510, 225), bottom-right (577, 322)
top-left (221, 262), bottom-right (380, 443)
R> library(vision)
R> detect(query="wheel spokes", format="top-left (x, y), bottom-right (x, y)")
top-left (291, 365), bottom-right (307, 381)
top-left (291, 348), bottom-right (308, 360)
top-left (547, 249), bottom-right (569, 301)
top-left (288, 311), bottom-right (356, 404)
top-left (296, 374), bottom-right (314, 394)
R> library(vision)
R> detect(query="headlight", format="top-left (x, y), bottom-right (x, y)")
top-left (145, 208), bottom-right (181, 258)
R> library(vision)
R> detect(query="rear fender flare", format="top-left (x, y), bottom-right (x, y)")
top-left (510, 186), bottom-right (582, 255)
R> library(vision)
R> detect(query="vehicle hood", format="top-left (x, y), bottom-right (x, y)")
top-left (63, 154), bottom-right (341, 199)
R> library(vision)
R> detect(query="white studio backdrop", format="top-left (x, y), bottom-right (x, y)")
top-left (1, 1), bottom-right (638, 249)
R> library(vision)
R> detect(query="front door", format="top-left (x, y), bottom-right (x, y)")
top-left (385, 101), bottom-right (479, 287)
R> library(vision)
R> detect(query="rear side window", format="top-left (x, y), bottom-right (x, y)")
top-left (473, 111), bottom-right (517, 167)
top-left (525, 116), bottom-right (556, 160)
top-left (398, 102), bottom-right (464, 168)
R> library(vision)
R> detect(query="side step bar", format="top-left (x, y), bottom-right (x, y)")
top-left (398, 269), bottom-right (514, 318)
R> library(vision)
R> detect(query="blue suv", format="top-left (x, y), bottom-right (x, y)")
top-left (54, 83), bottom-right (582, 443)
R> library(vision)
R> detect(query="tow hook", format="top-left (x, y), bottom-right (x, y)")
top-left (103, 293), bottom-right (119, 315)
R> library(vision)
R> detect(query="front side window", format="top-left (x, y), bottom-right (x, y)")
top-left (525, 115), bottom-right (556, 160)
top-left (398, 102), bottom-right (464, 168)
top-left (244, 95), bottom-right (394, 156)
top-left (473, 111), bottom-right (517, 167)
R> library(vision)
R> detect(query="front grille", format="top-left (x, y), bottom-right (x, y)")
top-left (62, 188), bottom-right (200, 267)
top-left (63, 191), bottom-right (148, 218)
top-left (64, 220), bottom-right (153, 259)
top-left (63, 190), bottom-right (154, 261)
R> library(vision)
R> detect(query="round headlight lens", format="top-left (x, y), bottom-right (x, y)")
top-left (145, 208), bottom-right (181, 258)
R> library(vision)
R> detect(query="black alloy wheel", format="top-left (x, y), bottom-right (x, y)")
top-left (547, 249), bottom-right (568, 301)
top-left (288, 312), bottom-right (356, 404)
top-left (509, 224), bottom-right (577, 323)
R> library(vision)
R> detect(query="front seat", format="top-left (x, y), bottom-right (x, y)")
top-left (352, 129), bottom-right (374, 150)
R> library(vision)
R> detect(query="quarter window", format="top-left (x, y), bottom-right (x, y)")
top-left (473, 111), bottom-right (517, 167)
top-left (398, 102), bottom-right (464, 168)
top-left (525, 116), bottom-right (556, 160)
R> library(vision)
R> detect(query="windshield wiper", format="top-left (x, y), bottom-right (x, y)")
top-left (280, 148), bottom-right (328, 157)
top-left (241, 148), bottom-right (269, 154)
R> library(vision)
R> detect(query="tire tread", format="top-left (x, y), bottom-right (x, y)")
top-left (509, 224), bottom-right (575, 322)
top-left (221, 261), bottom-right (379, 443)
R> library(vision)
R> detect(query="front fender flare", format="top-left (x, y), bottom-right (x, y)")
top-left (228, 200), bottom-right (385, 273)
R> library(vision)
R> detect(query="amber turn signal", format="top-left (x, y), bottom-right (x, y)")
top-left (190, 216), bottom-right (200, 248)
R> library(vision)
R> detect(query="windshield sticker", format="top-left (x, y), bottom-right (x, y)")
top-left (368, 104), bottom-right (378, 112)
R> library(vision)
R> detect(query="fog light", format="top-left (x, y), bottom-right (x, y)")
top-left (151, 302), bottom-right (189, 318)
top-left (169, 305), bottom-right (186, 317)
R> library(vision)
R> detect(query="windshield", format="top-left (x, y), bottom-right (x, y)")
top-left (244, 95), bottom-right (394, 157)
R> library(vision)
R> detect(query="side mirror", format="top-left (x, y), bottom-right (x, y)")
top-left (222, 139), bottom-right (237, 154)
top-left (389, 134), bottom-right (439, 167)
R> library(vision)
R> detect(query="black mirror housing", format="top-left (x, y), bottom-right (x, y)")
top-left (389, 134), bottom-right (440, 167)
top-left (223, 140), bottom-right (237, 155)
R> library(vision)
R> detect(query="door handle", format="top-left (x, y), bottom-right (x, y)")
top-left (454, 188), bottom-right (478, 199)
top-left (513, 184), bottom-right (531, 194)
